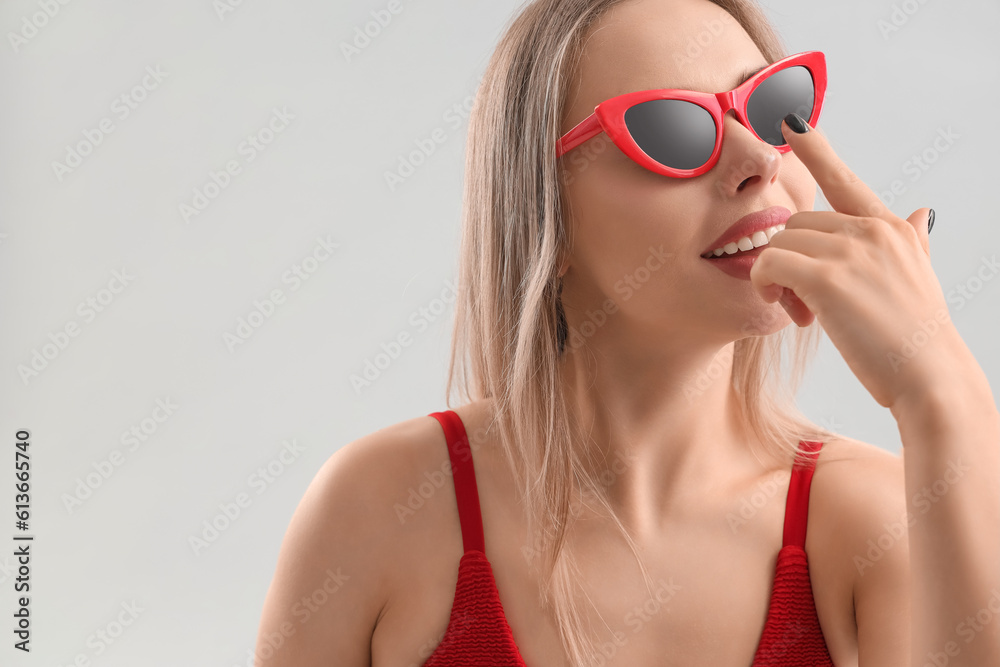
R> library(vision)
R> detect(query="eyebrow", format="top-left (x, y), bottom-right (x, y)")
top-left (734, 64), bottom-right (768, 88)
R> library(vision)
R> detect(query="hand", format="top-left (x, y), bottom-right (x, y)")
top-left (749, 113), bottom-right (955, 409)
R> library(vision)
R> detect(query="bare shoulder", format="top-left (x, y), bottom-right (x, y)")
top-left (811, 434), bottom-right (905, 506)
top-left (310, 404), bottom-right (478, 581)
top-left (805, 434), bottom-right (912, 664)
top-left (306, 400), bottom-right (497, 597)
top-left (255, 406), bottom-right (476, 666)
top-left (809, 434), bottom-right (908, 572)
top-left (810, 436), bottom-right (906, 537)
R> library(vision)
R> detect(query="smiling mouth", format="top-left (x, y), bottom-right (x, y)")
top-left (702, 245), bottom-right (767, 260)
top-left (700, 222), bottom-right (786, 259)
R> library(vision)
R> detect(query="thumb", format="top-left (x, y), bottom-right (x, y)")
top-left (905, 207), bottom-right (933, 257)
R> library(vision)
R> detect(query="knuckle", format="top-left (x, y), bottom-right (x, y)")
top-left (868, 217), bottom-right (901, 248)
top-left (842, 222), bottom-right (863, 239)
top-left (833, 163), bottom-right (859, 185)
top-left (863, 199), bottom-right (891, 219)
top-left (841, 215), bottom-right (876, 239)
top-left (830, 235), bottom-right (852, 259)
top-left (861, 216), bottom-right (888, 234)
top-left (783, 211), bottom-right (805, 229)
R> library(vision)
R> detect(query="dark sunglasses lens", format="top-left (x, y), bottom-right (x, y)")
top-left (623, 99), bottom-right (716, 170)
top-left (746, 65), bottom-right (815, 146)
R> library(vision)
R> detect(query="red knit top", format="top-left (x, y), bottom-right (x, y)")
top-left (422, 410), bottom-right (835, 666)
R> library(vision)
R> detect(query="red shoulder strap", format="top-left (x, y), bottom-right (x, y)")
top-left (428, 410), bottom-right (486, 554)
top-left (782, 440), bottom-right (823, 549)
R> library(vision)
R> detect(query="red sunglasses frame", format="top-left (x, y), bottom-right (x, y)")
top-left (555, 50), bottom-right (827, 178)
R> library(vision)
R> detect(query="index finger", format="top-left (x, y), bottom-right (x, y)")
top-left (780, 114), bottom-right (894, 222)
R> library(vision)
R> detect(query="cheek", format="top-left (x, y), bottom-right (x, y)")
top-left (561, 153), bottom-right (704, 291)
top-left (562, 150), bottom-right (650, 255)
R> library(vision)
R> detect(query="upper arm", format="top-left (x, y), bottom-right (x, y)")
top-left (842, 448), bottom-right (912, 667)
top-left (254, 435), bottom-right (400, 667)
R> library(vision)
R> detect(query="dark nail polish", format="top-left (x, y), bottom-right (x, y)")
top-left (784, 112), bottom-right (809, 134)
top-left (927, 208), bottom-right (935, 234)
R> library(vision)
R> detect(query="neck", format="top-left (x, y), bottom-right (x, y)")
top-left (557, 335), bottom-right (779, 537)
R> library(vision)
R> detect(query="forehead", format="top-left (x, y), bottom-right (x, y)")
top-left (567, 0), bottom-right (768, 109)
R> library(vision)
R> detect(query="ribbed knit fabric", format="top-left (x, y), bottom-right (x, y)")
top-left (424, 410), bottom-right (834, 666)
top-left (422, 551), bottom-right (527, 667)
top-left (747, 433), bottom-right (836, 667)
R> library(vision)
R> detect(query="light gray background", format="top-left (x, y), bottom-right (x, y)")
top-left (0, 1), bottom-right (997, 665)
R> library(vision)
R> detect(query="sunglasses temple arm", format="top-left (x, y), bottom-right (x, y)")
top-left (555, 112), bottom-right (602, 158)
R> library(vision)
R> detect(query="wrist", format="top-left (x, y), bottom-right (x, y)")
top-left (889, 357), bottom-right (997, 431)
top-left (889, 325), bottom-right (994, 420)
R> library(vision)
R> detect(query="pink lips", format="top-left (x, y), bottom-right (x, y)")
top-left (702, 245), bottom-right (766, 281)
top-left (701, 205), bottom-right (792, 258)
top-left (699, 205), bottom-right (792, 281)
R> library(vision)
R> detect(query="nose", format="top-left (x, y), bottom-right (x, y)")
top-left (715, 109), bottom-right (782, 193)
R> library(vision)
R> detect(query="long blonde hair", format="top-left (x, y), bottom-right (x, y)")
top-left (443, 0), bottom-right (834, 664)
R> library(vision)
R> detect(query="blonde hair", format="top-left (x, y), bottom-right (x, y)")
top-left (443, 0), bottom-right (835, 664)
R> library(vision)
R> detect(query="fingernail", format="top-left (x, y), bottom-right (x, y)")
top-left (784, 112), bottom-right (810, 134)
top-left (927, 208), bottom-right (935, 234)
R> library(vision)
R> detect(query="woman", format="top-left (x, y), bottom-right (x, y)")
top-left (255, 0), bottom-right (1000, 665)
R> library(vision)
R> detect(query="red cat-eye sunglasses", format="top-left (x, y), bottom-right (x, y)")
top-left (556, 50), bottom-right (827, 178)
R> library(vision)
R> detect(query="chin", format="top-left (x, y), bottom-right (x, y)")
top-left (734, 302), bottom-right (793, 338)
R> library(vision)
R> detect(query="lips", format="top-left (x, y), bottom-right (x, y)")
top-left (701, 205), bottom-right (792, 257)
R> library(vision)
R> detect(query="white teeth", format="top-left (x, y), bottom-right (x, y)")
top-left (705, 224), bottom-right (785, 257)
